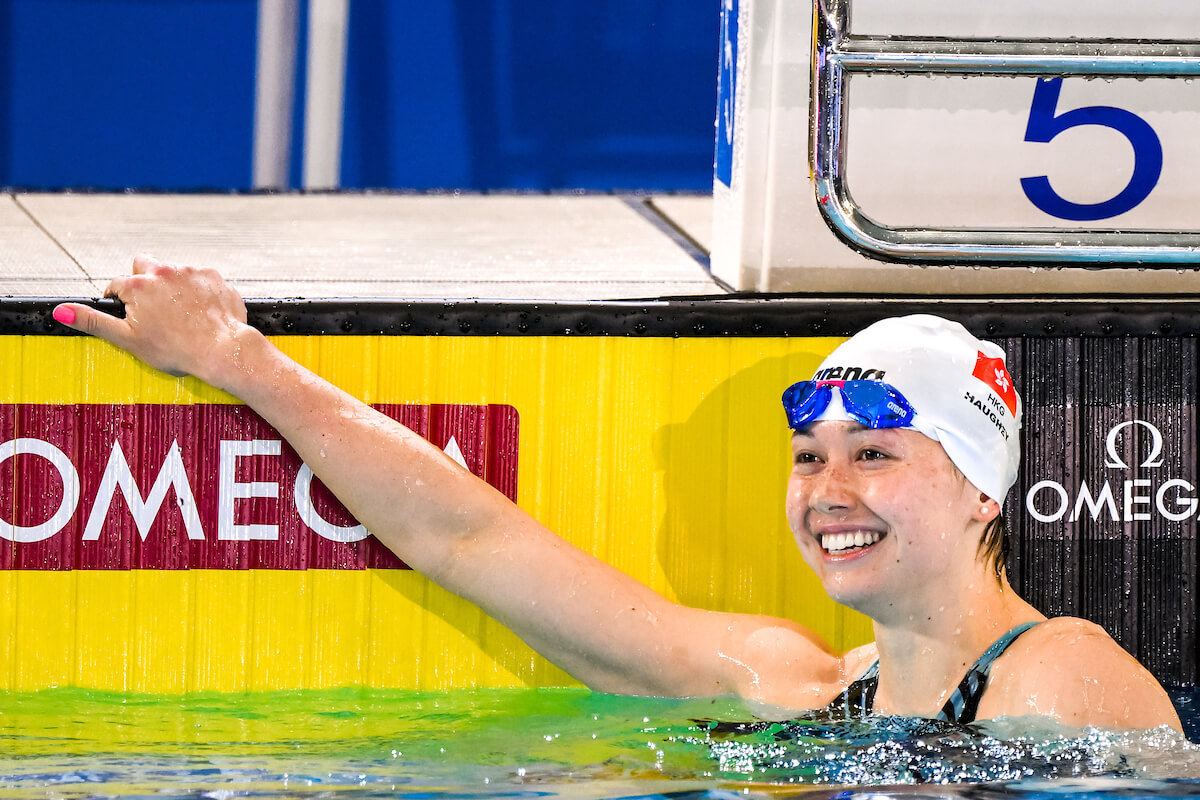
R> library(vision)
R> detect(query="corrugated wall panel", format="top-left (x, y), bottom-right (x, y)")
top-left (0, 333), bottom-right (863, 691)
top-left (1008, 335), bottom-right (1199, 686)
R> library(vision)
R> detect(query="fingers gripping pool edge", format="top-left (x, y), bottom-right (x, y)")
top-left (53, 302), bottom-right (134, 353)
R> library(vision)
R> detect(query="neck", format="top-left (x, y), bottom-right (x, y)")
top-left (869, 570), bottom-right (1042, 716)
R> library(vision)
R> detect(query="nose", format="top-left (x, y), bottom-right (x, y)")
top-left (806, 459), bottom-right (860, 516)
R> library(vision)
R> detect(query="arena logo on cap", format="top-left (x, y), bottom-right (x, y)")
top-left (0, 403), bottom-right (518, 570)
top-left (811, 365), bottom-right (888, 382)
top-left (1025, 418), bottom-right (1196, 524)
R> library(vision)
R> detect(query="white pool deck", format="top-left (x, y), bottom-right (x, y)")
top-left (1, 193), bottom-right (721, 301)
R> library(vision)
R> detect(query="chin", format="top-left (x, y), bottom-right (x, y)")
top-left (819, 572), bottom-right (889, 617)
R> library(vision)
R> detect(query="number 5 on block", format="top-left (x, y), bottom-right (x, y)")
top-left (1020, 77), bottom-right (1163, 222)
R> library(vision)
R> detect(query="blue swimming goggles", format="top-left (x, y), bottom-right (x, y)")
top-left (782, 379), bottom-right (916, 431)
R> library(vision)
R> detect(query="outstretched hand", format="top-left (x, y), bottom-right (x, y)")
top-left (53, 255), bottom-right (255, 385)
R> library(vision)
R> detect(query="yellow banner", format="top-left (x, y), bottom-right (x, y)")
top-left (0, 334), bottom-right (870, 692)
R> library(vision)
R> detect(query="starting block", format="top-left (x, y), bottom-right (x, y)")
top-left (711, 0), bottom-right (1200, 293)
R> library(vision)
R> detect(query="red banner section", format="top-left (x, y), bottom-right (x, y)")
top-left (0, 404), bottom-right (518, 570)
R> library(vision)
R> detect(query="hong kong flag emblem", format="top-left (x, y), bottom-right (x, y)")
top-left (972, 352), bottom-right (1018, 416)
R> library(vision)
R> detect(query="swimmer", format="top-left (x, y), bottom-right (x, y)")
top-left (53, 256), bottom-right (1181, 731)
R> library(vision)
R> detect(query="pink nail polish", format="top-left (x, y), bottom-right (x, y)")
top-left (53, 306), bottom-right (76, 325)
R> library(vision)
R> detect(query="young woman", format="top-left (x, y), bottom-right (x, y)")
top-left (53, 256), bottom-right (1181, 731)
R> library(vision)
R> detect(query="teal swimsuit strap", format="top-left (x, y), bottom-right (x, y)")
top-left (836, 659), bottom-right (879, 717)
top-left (935, 620), bottom-right (1043, 724)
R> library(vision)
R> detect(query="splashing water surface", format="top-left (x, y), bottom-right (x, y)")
top-left (1, 688), bottom-right (1199, 800)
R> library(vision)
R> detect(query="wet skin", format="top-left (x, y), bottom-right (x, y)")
top-left (787, 422), bottom-right (993, 624)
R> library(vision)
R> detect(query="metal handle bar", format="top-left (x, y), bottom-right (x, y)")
top-left (811, 0), bottom-right (1200, 266)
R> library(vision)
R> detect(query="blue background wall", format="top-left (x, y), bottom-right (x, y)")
top-left (0, 0), bottom-right (719, 191)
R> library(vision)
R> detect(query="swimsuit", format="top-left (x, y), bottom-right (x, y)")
top-left (828, 620), bottom-right (1043, 724)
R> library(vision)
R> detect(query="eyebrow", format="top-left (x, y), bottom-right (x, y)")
top-left (791, 422), bottom-right (872, 440)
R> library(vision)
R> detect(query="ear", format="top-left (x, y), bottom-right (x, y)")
top-left (974, 493), bottom-right (999, 523)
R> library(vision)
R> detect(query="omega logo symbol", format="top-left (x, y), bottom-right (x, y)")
top-left (1104, 419), bottom-right (1164, 470)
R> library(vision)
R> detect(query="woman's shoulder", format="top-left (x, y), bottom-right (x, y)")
top-left (718, 620), bottom-right (880, 718)
top-left (978, 615), bottom-right (1181, 731)
top-left (1013, 615), bottom-right (1153, 669)
top-left (1015, 615), bottom-right (1118, 650)
top-left (1029, 614), bottom-right (1110, 636)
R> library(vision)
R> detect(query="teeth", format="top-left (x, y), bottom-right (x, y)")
top-left (821, 531), bottom-right (883, 553)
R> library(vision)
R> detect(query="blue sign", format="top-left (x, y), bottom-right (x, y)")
top-left (715, 0), bottom-right (739, 187)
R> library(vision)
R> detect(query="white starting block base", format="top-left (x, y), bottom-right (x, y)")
top-left (3, 193), bottom-right (721, 301)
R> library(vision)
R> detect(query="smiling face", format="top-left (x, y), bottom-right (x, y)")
top-left (786, 421), bottom-right (993, 622)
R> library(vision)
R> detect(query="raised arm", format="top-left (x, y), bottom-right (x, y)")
top-left (54, 257), bottom-right (841, 701)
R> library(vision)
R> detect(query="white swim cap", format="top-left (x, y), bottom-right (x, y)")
top-left (809, 314), bottom-right (1022, 502)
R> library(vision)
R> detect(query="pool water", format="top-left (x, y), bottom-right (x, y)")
top-left (1, 687), bottom-right (1200, 799)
